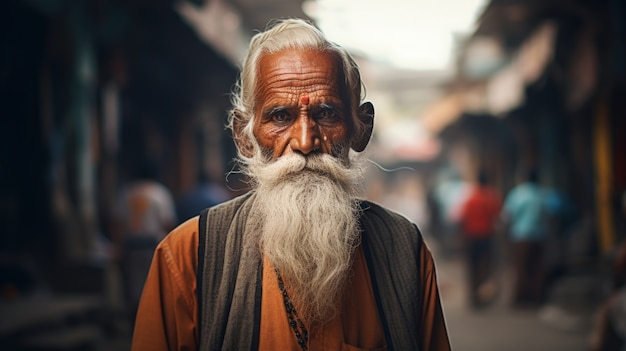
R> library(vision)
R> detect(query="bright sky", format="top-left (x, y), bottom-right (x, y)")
top-left (303, 0), bottom-right (487, 71)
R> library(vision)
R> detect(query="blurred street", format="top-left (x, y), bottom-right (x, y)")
top-left (431, 238), bottom-right (597, 351)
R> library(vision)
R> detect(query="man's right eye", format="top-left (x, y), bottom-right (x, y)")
top-left (271, 111), bottom-right (291, 123)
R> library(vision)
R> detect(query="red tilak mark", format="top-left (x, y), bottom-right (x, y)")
top-left (300, 95), bottom-right (309, 105)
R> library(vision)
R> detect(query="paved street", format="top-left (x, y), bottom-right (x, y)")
top-left (432, 242), bottom-right (596, 351)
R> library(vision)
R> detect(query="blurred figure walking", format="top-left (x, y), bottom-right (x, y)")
top-left (176, 172), bottom-right (230, 225)
top-left (113, 160), bottom-right (176, 324)
top-left (502, 169), bottom-right (547, 307)
top-left (457, 169), bottom-right (502, 308)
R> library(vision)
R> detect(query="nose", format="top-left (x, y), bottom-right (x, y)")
top-left (289, 115), bottom-right (321, 155)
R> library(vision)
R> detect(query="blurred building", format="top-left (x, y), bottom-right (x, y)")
top-left (0, 0), bottom-right (310, 348)
top-left (421, 0), bottom-right (626, 263)
top-left (1, 0), bottom-right (310, 271)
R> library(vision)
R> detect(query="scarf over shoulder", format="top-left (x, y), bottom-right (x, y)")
top-left (197, 192), bottom-right (424, 351)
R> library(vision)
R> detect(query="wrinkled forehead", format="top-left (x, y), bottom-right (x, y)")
top-left (255, 47), bottom-right (347, 96)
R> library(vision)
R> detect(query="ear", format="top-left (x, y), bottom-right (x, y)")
top-left (232, 109), bottom-right (255, 158)
top-left (352, 102), bottom-right (374, 152)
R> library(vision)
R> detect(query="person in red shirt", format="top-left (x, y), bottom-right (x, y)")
top-left (457, 169), bottom-right (502, 308)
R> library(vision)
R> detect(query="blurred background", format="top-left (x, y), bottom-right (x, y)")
top-left (1, 0), bottom-right (625, 350)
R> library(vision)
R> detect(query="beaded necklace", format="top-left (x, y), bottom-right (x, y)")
top-left (275, 269), bottom-right (309, 350)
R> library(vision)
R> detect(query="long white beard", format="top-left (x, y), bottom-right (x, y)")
top-left (246, 152), bottom-right (364, 323)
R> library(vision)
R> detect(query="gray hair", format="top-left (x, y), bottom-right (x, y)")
top-left (227, 18), bottom-right (367, 157)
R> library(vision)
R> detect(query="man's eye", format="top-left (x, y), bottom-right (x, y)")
top-left (316, 109), bottom-right (339, 123)
top-left (271, 111), bottom-right (291, 123)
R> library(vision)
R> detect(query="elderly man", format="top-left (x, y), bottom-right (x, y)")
top-left (132, 18), bottom-right (451, 351)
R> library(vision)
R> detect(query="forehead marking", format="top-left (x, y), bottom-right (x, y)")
top-left (299, 94), bottom-right (310, 105)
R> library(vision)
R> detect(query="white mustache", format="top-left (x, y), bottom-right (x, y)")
top-left (251, 153), bottom-right (357, 189)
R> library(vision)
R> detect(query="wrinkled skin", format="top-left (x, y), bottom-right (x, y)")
top-left (235, 47), bottom-right (373, 160)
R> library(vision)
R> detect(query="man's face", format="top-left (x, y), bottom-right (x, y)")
top-left (252, 48), bottom-right (352, 160)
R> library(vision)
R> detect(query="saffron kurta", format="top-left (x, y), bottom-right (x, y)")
top-left (131, 217), bottom-right (450, 351)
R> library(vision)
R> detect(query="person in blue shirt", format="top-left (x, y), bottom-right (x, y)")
top-left (502, 169), bottom-right (547, 307)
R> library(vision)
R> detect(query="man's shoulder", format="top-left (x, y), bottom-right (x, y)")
top-left (156, 193), bottom-right (255, 269)
top-left (358, 199), bottom-right (425, 272)
top-left (157, 216), bottom-right (200, 266)
top-left (196, 192), bottom-right (257, 241)
top-left (360, 198), bottom-right (408, 218)
top-left (161, 216), bottom-right (199, 241)
top-left (206, 192), bottom-right (254, 214)
top-left (359, 199), bottom-right (418, 231)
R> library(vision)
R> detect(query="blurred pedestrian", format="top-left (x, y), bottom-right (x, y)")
top-left (434, 170), bottom-right (471, 258)
top-left (501, 169), bottom-right (547, 307)
top-left (457, 169), bottom-right (502, 308)
top-left (542, 186), bottom-right (576, 290)
top-left (176, 172), bottom-right (230, 225)
top-left (113, 159), bottom-right (176, 324)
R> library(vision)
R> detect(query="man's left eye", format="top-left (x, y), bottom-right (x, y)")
top-left (316, 109), bottom-right (338, 123)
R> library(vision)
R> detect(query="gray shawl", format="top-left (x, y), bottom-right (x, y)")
top-left (197, 192), bottom-right (422, 351)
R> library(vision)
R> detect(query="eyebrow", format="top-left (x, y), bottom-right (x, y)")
top-left (312, 102), bottom-right (344, 112)
top-left (317, 102), bottom-right (336, 110)
top-left (264, 106), bottom-right (290, 116)
top-left (262, 102), bottom-right (343, 116)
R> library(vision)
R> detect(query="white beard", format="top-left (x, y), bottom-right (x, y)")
top-left (245, 151), bottom-right (364, 324)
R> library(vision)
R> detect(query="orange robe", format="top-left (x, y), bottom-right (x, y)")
top-left (131, 217), bottom-right (450, 350)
